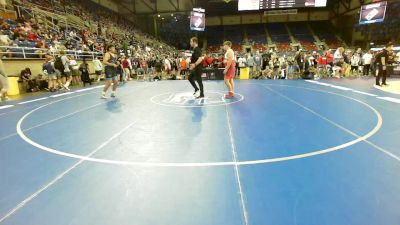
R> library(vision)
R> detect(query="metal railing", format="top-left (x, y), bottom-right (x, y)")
top-left (0, 46), bottom-right (103, 60)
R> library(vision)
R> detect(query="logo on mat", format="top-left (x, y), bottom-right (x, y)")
top-left (151, 91), bottom-right (244, 107)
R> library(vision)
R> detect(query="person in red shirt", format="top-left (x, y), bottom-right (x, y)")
top-left (26, 30), bottom-right (38, 42)
top-left (325, 49), bottom-right (334, 65)
top-left (122, 56), bottom-right (131, 81)
top-left (325, 49), bottom-right (334, 75)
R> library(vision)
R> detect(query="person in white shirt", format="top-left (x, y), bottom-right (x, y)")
top-left (238, 56), bottom-right (246, 68)
top-left (246, 54), bottom-right (255, 78)
top-left (362, 50), bottom-right (373, 76)
top-left (333, 47), bottom-right (344, 63)
top-left (49, 42), bottom-right (58, 55)
top-left (164, 56), bottom-right (171, 78)
top-left (350, 53), bottom-right (360, 76)
top-left (333, 47), bottom-right (345, 77)
top-left (93, 57), bottom-right (103, 82)
top-left (254, 51), bottom-right (263, 78)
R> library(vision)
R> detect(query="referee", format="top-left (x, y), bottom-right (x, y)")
top-left (376, 42), bottom-right (393, 87)
top-left (188, 37), bottom-right (204, 99)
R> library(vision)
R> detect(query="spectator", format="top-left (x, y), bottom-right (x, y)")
top-left (93, 56), bottom-right (103, 82)
top-left (20, 68), bottom-right (39, 92)
top-left (42, 55), bottom-right (58, 92)
top-left (79, 58), bottom-right (91, 86)
top-left (60, 50), bottom-right (72, 90)
top-left (246, 54), bottom-right (255, 78)
top-left (122, 55), bottom-right (131, 81)
top-left (350, 53), bottom-right (360, 76)
top-left (362, 50), bottom-right (373, 77)
top-left (69, 56), bottom-right (81, 86)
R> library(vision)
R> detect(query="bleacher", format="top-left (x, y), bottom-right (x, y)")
top-left (0, 0), bottom-right (175, 60)
top-left (160, 15), bottom-right (194, 49)
top-left (225, 25), bottom-right (243, 44)
top-left (288, 22), bottom-right (317, 51)
top-left (310, 21), bottom-right (341, 49)
top-left (246, 24), bottom-right (267, 45)
top-left (207, 26), bottom-right (224, 51)
top-left (266, 23), bottom-right (291, 51)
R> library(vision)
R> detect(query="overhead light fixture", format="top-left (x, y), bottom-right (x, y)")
top-left (171, 13), bottom-right (174, 16)
top-left (158, 14), bottom-right (161, 17)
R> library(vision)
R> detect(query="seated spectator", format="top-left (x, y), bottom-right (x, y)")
top-left (27, 30), bottom-right (38, 42)
top-left (258, 66), bottom-right (273, 79)
top-left (20, 68), bottom-right (39, 92)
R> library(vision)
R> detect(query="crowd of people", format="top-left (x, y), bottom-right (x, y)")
top-left (0, 0), bottom-right (182, 99)
top-left (0, 0), bottom-right (399, 102)
top-left (197, 44), bottom-right (400, 82)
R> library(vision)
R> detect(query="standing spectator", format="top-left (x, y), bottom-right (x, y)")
top-left (237, 55), bottom-right (246, 68)
top-left (164, 55), bottom-right (171, 78)
top-left (43, 55), bottom-right (58, 92)
top-left (350, 53), bottom-right (360, 76)
top-left (93, 57), bottom-right (103, 82)
top-left (362, 50), bottom-right (373, 77)
top-left (147, 57), bottom-right (155, 80)
top-left (60, 50), bottom-right (72, 90)
top-left (279, 57), bottom-right (288, 79)
top-left (79, 58), bottom-right (91, 86)
top-left (154, 57), bottom-right (162, 80)
top-left (180, 55), bottom-right (188, 79)
top-left (254, 51), bottom-right (262, 78)
top-left (325, 49), bottom-right (334, 75)
top-left (303, 55), bottom-right (316, 79)
top-left (247, 53), bottom-right (255, 78)
top-left (122, 56), bottom-right (131, 81)
top-left (295, 51), bottom-right (304, 74)
top-left (69, 57), bottom-right (81, 86)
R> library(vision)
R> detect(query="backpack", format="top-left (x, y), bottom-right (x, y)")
top-left (54, 56), bottom-right (64, 71)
